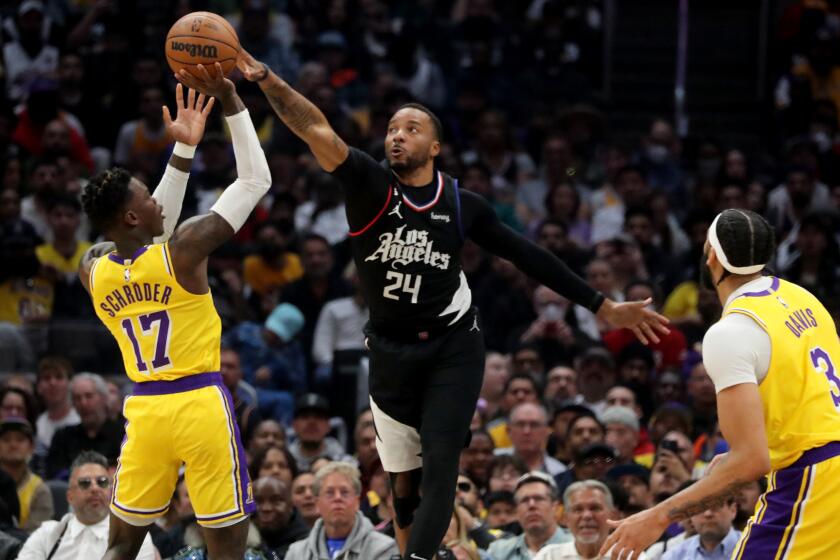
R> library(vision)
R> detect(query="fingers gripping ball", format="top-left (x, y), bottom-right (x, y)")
top-left (165, 12), bottom-right (240, 78)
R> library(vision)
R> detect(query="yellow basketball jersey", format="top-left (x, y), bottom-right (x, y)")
top-left (89, 243), bottom-right (221, 382)
top-left (724, 277), bottom-right (840, 470)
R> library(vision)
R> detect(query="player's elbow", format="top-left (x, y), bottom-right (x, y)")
top-left (255, 166), bottom-right (272, 192)
top-left (752, 453), bottom-right (771, 478)
top-left (252, 154), bottom-right (272, 191)
top-left (245, 161), bottom-right (272, 194)
top-left (735, 447), bottom-right (770, 480)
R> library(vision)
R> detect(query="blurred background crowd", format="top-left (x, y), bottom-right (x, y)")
top-left (0, 0), bottom-right (838, 558)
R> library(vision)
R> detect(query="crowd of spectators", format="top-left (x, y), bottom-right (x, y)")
top-left (0, 0), bottom-right (838, 558)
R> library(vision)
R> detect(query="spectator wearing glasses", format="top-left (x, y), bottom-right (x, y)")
top-left (285, 461), bottom-right (398, 560)
top-left (487, 471), bottom-right (571, 560)
top-left (16, 451), bottom-right (156, 559)
top-left (455, 473), bottom-right (502, 549)
top-left (497, 403), bottom-right (567, 477)
top-left (660, 494), bottom-right (740, 560)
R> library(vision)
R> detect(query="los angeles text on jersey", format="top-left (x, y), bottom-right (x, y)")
top-left (98, 282), bottom-right (173, 317)
top-left (364, 225), bottom-right (451, 270)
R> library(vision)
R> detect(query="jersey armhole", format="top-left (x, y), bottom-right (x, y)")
top-left (162, 242), bottom-right (175, 277)
top-left (162, 241), bottom-right (198, 295)
top-left (88, 257), bottom-right (101, 293)
top-left (348, 186), bottom-right (393, 237)
top-left (727, 308), bottom-right (769, 331)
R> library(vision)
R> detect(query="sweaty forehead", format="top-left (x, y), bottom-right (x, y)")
top-left (390, 108), bottom-right (431, 127)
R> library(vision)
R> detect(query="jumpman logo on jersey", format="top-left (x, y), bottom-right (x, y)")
top-left (470, 315), bottom-right (480, 332)
top-left (389, 197), bottom-right (403, 220)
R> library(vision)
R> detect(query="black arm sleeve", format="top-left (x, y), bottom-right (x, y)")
top-left (462, 190), bottom-right (605, 312)
top-left (329, 147), bottom-right (391, 233)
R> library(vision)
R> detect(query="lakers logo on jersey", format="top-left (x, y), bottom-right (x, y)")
top-left (89, 243), bottom-right (221, 382)
top-left (246, 482), bottom-right (254, 504)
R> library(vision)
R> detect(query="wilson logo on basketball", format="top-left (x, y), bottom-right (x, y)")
top-left (170, 41), bottom-right (218, 58)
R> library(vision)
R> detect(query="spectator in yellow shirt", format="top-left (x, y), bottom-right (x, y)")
top-left (35, 194), bottom-right (91, 318)
top-left (35, 194), bottom-right (91, 275)
top-left (244, 220), bottom-right (303, 296)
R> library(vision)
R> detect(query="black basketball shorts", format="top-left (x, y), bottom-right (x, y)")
top-left (365, 308), bottom-right (486, 473)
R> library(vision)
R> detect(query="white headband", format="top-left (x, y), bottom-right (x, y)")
top-left (708, 213), bottom-right (765, 275)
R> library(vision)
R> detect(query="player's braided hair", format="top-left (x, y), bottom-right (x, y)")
top-left (714, 209), bottom-right (776, 279)
top-left (82, 167), bottom-right (133, 231)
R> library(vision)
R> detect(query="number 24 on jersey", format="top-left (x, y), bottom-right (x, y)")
top-left (383, 271), bottom-right (421, 303)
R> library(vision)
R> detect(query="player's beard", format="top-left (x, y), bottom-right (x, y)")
top-left (388, 150), bottom-right (427, 175)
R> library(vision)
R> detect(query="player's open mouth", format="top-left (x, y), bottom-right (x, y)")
top-left (391, 147), bottom-right (404, 156)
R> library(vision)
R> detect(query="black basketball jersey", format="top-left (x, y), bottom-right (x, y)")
top-left (349, 170), bottom-right (472, 332)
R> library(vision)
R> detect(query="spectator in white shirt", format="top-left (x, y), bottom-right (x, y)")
top-left (17, 451), bottom-right (156, 560)
top-left (3, 1), bottom-right (59, 102)
top-left (34, 356), bottom-right (79, 454)
top-left (311, 263), bottom-right (368, 383)
top-left (536, 480), bottom-right (642, 560)
top-left (294, 172), bottom-right (349, 245)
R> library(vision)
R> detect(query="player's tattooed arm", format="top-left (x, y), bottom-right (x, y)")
top-left (237, 49), bottom-right (348, 171)
top-left (168, 212), bottom-right (235, 293)
top-left (78, 241), bottom-right (116, 294)
top-left (666, 479), bottom-right (751, 521)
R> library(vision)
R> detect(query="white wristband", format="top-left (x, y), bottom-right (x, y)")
top-left (172, 142), bottom-right (197, 158)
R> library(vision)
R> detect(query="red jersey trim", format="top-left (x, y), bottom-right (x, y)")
top-left (402, 171), bottom-right (444, 212)
top-left (348, 186), bottom-right (394, 237)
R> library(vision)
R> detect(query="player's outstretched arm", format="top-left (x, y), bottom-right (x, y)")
top-left (237, 49), bottom-right (349, 172)
top-left (78, 241), bottom-right (116, 294)
top-left (168, 64), bottom-right (270, 293)
top-left (600, 382), bottom-right (769, 559)
top-left (153, 83), bottom-right (215, 243)
top-left (463, 190), bottom-right (669, 344)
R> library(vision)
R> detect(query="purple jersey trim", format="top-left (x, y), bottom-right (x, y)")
top-left (739, 276), bottom-right (780, 298)
top-left (132, 371), bottom-right (222, 396)
top-left (108, 245), bottom-right (150, 265)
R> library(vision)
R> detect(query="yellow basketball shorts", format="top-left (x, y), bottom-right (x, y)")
top-left (733, 441), bottom-right (840, 559)
top-left (110, 372), bottom-right (254, 528)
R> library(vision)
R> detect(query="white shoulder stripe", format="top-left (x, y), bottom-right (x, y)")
top-left (88, 257), bottom-right (101, 292)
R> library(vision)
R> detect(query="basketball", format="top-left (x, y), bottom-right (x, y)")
top-left (165, 12), bottom-right (239, 78)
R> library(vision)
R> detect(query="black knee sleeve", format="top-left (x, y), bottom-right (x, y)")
top-left (390, 470), bottom-right (422, 528)
top-left (392, 493), bottom-right (421, 528)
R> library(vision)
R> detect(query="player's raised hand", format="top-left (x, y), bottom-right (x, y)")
top-left (162, 82), bottom-right (215, 147)
top-left (596, 297), bottom-right (670, 345)
top-left (174, 62), bottom-right (236, 99)
top-left (236, 48), bottom-right (267, 81)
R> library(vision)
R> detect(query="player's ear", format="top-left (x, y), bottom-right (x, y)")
top-left (430, 140), bottom-right (441, 158)
top-left (124, 208), bottom-right (140, 227)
